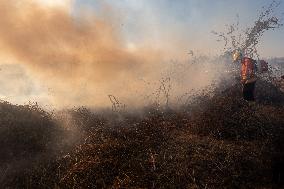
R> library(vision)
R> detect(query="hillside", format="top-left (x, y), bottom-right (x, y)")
top-left (0, 78), bottom-right (283, 188)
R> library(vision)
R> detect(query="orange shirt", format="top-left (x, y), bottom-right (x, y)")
top-left (241, 57), bottom-right (256, 81)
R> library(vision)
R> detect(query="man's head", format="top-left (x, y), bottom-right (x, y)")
top-left (232, 49), bottom-right (243, 62)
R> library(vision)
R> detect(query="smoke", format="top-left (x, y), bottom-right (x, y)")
top-left (0, 0), bottom-right (225, 108)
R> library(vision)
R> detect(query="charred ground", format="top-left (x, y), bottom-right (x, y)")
top-left (0, 77), bottom-right (283, 189)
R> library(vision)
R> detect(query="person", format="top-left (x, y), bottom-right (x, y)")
top-left (232, 49), bottom-right (257, 101)
top-left (259, 60), bottom-right (268, 73)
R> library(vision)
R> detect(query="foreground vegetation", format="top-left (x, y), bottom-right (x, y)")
top-left (0, 78), bottom-right (283, 189)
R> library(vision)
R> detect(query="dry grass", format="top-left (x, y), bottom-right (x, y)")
top-left (0, 78), bottom-right (283, 189)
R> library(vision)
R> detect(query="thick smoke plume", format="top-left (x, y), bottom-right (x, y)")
top-left (0, 0), bottom-right (165, 107)
top-left (0, 0), bottom-right (220, 108)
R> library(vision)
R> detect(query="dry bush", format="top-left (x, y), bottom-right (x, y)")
top-left (0, 76), bottom-right (284, 188)
top-left (0, 101), bottom-right (66, 188)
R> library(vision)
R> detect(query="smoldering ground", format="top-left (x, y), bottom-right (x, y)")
top-left (1, 73), bottom-right (283, 188)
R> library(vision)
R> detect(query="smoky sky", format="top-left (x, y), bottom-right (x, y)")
top-left (0, 0), bottom-right (167, 107)
top-left (0, 0), bottom-right (282, 108)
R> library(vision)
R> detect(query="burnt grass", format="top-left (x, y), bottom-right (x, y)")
top-left (0, 79), bottom-right (284, 189)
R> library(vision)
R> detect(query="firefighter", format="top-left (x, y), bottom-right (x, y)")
top-left (232, 49), bottom-right (257, 101)
top-left (259, 60), bottom-right (268, 73)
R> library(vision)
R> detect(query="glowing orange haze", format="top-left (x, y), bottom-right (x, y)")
top-left (0, 1), bottom-right (219, 108)
top-left (0, 1), bottom-right (169, 107)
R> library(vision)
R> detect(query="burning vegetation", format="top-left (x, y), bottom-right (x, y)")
top-left (0, 1), bottom-right (284, 189)
top-left (0, 76), bottom-right (283, 188)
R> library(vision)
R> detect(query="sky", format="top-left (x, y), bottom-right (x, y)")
top-left (73, 0), bottom-right (284, 57)
top-left (0, 0), bottom-right (283, 107)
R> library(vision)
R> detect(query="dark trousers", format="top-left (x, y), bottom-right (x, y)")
top-left (243, 81), bottom-right (256, 101)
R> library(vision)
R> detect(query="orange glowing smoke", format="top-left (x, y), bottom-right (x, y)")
top-left (0, 0), bottom-right (164, 107)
